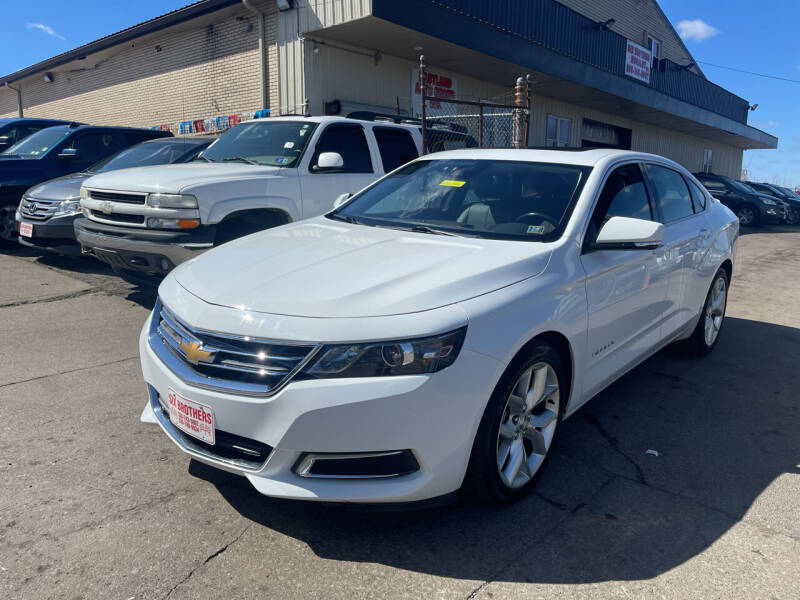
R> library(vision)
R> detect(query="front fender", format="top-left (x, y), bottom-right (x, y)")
top-left (204, 195), bottom-right (300, 225)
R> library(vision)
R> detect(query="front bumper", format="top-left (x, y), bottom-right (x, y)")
top-left (16, 212), bottom-right (81, 255)
top-left (760, 205), bottom-right (785, 224)
top-left (139, 320), bottom-right (501, 503)
top-left (74, 217), bottom-right (215, 273)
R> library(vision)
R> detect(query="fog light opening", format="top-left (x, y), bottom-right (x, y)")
top-left (294, 450), bottom-right (420, 479)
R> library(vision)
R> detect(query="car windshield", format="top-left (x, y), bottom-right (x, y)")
top-left (2, 127), bottom-right (70, 157)
top-left (199, 121), bottom-right (316, 167)
top-left (89, 140), bottom-right (203, 173)
top-left (332, 159), bottom-right (592, 241)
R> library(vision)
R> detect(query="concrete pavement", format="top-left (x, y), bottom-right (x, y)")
top-left (1, 226), bottom-right (798, 599)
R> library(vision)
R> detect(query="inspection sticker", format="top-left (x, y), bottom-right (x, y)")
top-left (283, 141), bottom-right (295, 149)
top-left (439, 179), bottom-right (466, 187)
top-left (526, 225), bottom-right (545, 235)
top-left (167, 388), bottom-right (215, 445)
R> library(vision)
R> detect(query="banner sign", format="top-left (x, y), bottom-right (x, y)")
top-left (625, 40), bottom-right (652, 84)
top-left (411, 68), bottom-right (458, 117)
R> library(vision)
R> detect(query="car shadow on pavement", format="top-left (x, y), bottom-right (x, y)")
top-left (190, 315), bottom-right (800, 584)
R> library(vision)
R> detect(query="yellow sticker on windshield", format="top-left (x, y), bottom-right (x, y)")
top-left (439, 179), bottom-right (466, 187)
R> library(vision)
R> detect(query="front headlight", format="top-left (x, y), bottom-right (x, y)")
top-left (79, 186), bottom-right (89, 200)
top-left (147, 193), bottom-right (198, 209)
top-left (299, 327), bottom-right (467, 379)
top-left (54, 198), bottom-right (81, 216)
top-left (761, 198), bottom-right (776, 206)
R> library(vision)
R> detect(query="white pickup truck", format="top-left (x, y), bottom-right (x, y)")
top-left (74, 115), bottom-right (423, 274)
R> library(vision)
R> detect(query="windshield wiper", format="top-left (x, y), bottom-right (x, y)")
top-left (221, 156), bottom-right (259, 165)
top-left (328, 213), bottom-right (363, 225)
top-left (194, 155), bottom-right (214, 162)
top-left (380, 223), bottom-right (460, 236)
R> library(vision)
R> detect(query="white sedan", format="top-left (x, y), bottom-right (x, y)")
top-left (139, 148), bottom-right (738, 504)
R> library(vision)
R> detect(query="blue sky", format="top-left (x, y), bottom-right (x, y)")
top-left (0, 1), bottom-right (797, 186)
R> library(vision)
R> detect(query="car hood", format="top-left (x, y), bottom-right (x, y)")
top-left (81, 162), bottom-right (283, 194)
top-left (172, 218), bottom-right (553, 318)
top-left (26, 172), bottom-right (88, 201)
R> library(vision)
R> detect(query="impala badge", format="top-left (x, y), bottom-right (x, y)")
top-left (179, 340), bottom-right (213, 365)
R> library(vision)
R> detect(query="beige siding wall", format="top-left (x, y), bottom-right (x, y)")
top-left (0, 2), bottom-right (277, 128)
top-left (556, 0), bottom-right (701, 75)
top-left (532, 95), bottom-right (742, 177)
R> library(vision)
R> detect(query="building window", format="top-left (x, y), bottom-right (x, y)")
top-left (702, 149), bottom-right (713, 173)
top-left (546, 115), bottom-right (571, 147)
top-left (646, 35), bottom-right (661, 68)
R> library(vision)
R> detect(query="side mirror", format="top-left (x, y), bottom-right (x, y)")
top-left (315, 151), bottom-right (344, 171)
top-left (333, 192), bottom-right (352, 208)
top-left (58, 147), bottom-right (79, 159)
top-left (592, 216), bottom-right (663, 250)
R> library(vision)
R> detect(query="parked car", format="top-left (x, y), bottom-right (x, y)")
top-left (0, 117), bottom-right (74, 153)
top-left (0, 123), bottom-right (172, 247)
top-left (15, 136), bottom-right (215, 255)
top-left (74, 116), bottom-right (422, 274)
top-left (693, 172), bottom-right (785, 227)
top-left (139, 148), bottom-right (738, 504)
top-left (744, 181), bottom-right (800, 225)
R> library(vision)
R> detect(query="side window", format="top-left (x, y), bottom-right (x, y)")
top-left (697, 177), bottom-right (726, 194)
top-left (311, 124), bottom-right (373, 174)
top-left (68, 133), bottom-right (117, 164)
top-left (546, 115), bottom-right (571, 148)
top-left (646, 164), bottom-right (695, 223)
top-left (373, 127), bottom-right (418, 173)
top-left (686, 178), bottom-right (707, 212)
top-left (587, 163), bottom-right (653, 243)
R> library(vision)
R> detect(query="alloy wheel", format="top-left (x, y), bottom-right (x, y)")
top-left (496, 362), bottom-right (560, 489)
top-left (0, 206), bottom-right (17, 242)
top-left (737, 207), bottom-right (755, 226)
top-left (704, 275), bottom-right (727, 347)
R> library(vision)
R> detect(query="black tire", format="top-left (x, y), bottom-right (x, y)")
top-left (462, 342), bottom-right (565, 504)
top-left (687, 267), bottom-right (729, 356)
top-left (0, 205), bottom-right (19, 248)
top-left (214, 213), bottom-right (285, 246)
top-left (735, 204), bottom-right (758, 227)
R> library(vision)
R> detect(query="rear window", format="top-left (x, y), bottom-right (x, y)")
top-left (374, 127), bottom-right (418, 173)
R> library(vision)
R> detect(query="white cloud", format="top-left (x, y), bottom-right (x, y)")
top-left (26, 22), bottom-right (65, 41)
top-left (752, 120), bottom-right (780, 129)
top-left (676, 19), bottom-right (718, 42)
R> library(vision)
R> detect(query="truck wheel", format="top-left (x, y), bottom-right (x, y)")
top-left (0, 206), bottom-right (19, 248)
top-left (214, 212), bottom-right (287, 246)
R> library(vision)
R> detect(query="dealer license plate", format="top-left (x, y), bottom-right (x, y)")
top-left (19, 222), bottom-right (33, 238)
top-left (166, 388), bottom-right (215, 445)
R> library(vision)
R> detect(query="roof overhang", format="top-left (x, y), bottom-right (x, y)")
top-left (309, 2), bottom-right (776, 150)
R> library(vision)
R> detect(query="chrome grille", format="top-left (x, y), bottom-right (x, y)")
top-left (20, 197), bottom-right (60, 221)
top-left (88, 190), bottom-right (147, 204)
top-left (150, 300), bottom-right (319, 396)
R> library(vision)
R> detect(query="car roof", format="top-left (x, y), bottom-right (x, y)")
top-left (40, 124), bottom-right (170, 134)
top-left (0, 117), bottom-right (71, 124)
top-left (139, 135), bottom-right (215, 146)
top-left (418, 147), bottom-right (683, 168)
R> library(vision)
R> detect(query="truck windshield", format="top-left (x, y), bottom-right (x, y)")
top-left (199, 121), bottom-right (316, 167)
top-left (331, 159), bottom-right (591, 242)
top-left (3, 127), bottom-right (71, 158)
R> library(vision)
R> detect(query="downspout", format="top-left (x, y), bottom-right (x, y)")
top-left (4, 82), bottom-right (23, 117)
top-left (242, 0), bottom-right (268, 111)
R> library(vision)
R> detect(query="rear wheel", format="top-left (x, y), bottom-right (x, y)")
top-left (735, 205), bottom-right (758, 227)
top-left (463, 342), bottom-right (564, 503)
top-left (0, 205), bottom-right (19, 248)
top-left (688, 268), bottom-right (728, 355)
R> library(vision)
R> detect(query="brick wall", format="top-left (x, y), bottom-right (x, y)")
top-left (0, 1), bottom-right (278, 128)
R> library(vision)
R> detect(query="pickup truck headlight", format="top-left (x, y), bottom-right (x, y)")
top-left (299, 327), bottom-right (467, 379)
top-left (79, 186), bottom-right (88, 200)
top-left (147, 193), bottom-right (198, 209)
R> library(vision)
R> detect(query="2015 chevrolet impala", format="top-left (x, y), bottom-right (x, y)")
top-left (139, 149), bottom-right (738, 504)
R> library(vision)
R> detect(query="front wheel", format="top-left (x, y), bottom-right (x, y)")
top-left (463, 343), bottom-right (564, 503)
top-left (0, 205), bottom-right (19, 248)
top-left (688, 268), bottom-right (729, 355)
top-left (736, 205), bottom-right (758, 227)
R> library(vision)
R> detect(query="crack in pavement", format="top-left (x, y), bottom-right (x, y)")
top-left (582, 413), bottom-right (649, 485)
top-left (162, 524), bottom-right (252, 599)
top-left (0, 287), bottom-right (103, 309)
top-left (0, 355), bottom-right (139, 389)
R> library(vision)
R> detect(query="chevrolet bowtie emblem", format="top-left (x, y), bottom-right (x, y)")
top-left (179, 340), bottom-right (212, 365)
top-left (101, 201), bottom-right (114, 214)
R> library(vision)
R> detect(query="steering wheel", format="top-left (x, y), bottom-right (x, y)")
top-left (515, 212), bottom-right (555, 227)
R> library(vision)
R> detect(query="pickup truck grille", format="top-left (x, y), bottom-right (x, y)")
top-left (152, 300), bottom-right (319, 396)
top-left (89, 210), bottom-right (145, 224)
top-left (20, 197), bottom-right (59, 221)
top-left (88, 190), bottom-right (147, 204)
